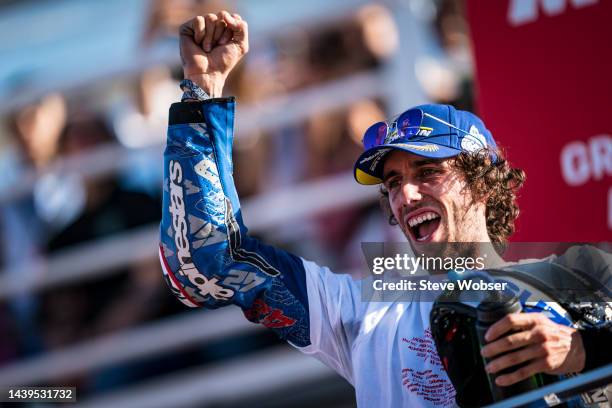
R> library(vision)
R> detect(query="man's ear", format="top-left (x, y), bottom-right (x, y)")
top-left (379, 186), bottom-right (398, 226)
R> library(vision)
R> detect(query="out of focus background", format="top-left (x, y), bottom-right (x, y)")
top-left (0, 0), bottom-right (609, 406)
top-left (0, 0), bottom-right (472, 406)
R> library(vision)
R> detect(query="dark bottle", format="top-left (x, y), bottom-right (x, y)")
top-left (476, 293), bottom-right (541, 401)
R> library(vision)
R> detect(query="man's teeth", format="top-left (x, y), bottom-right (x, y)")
top-left (408, 212), bottom-right (440, 228)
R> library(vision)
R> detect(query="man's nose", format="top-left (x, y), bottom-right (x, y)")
top-left (401, 182), bottom-right (422, 204)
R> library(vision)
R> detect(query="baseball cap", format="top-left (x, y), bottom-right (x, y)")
top-left (354, 104), bottom-right (498, 185)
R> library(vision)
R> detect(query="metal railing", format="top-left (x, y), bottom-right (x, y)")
top-left (484, 364), bottom-right (612, 408)
top-left (76, 346), bottom-right (338, 408)
top-left (0, 307), bottom-right (260, 386)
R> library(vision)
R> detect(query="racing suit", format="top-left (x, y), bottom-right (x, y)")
top-left (159, 98), bottom-right (611, 407)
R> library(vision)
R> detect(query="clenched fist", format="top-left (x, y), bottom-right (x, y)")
top-left (179, 11), bottom-right (249, 97)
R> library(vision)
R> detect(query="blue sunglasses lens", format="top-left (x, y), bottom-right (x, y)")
top-left (396, 109), bottom-right (424, 138)
top-left (362, 122), bottom-right (388, 149)
top-left (362, 109), bottom-right (425, 149)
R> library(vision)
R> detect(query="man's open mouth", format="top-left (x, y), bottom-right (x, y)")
top-left (406, 210), bottom-right (441, 242)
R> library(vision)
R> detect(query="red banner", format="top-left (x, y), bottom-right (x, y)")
top-left (466, 0), bottom-right (612, 241)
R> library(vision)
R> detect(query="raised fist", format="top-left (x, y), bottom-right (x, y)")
top-left (179, 11), bottom-right (249, 97)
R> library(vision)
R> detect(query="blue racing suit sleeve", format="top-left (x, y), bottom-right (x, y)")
top-left (159, 98), bottom-right (310, 347)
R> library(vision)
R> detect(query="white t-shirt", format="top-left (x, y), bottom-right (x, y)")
top-left (298, 260), bottom-right (458, 408)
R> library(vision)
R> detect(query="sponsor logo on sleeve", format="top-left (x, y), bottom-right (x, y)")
top-left (222, 269), bottom-right (266, 292)
top-left (244, 299), bottom-right (297, 329)
top-left (169, 160), bottom-right (234, 301)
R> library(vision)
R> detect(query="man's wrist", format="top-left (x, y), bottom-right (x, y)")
top-left (180, 79), bottom-right (210, 102)
top-left (184, 73), bottom-right (226, 98)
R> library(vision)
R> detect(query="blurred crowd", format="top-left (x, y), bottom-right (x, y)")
top-left (0, 0), bottom-right (474, 401)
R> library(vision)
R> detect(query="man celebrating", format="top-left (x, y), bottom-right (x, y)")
top-left (159, 11), bottom-right (609, 407)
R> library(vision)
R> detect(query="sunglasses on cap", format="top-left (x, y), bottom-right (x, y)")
top-left (362, 108), bottom-right (485, 150)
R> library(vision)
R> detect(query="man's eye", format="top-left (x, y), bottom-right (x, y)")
top-left (386, 178), bottom-right (401, 190)
top-left (420, 168), bottom-right (439, 178)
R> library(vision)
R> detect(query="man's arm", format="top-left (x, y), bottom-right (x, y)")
top-left (480, 245), bottom-right (612, 385)
top-left (159, 12), bottom-right (311, 346)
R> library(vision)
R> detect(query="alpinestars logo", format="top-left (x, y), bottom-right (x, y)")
top-left (168, 160), bottom-right (234, 300)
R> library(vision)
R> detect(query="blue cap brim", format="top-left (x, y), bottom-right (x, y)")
top-left (353, 142), bottom-right (462, 185)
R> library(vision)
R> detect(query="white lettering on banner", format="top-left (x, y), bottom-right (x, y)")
top-left (168, 160), bottom-right (234, 300)
top-left (508, 0), bottom-right (598, 26)
top-left (560, 135), bottom-right (612, 186)
top-left (561, 141), bottom-right (590, 186)
top-left (589, 136), bottom-right (612, 180)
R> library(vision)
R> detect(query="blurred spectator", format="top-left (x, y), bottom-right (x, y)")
top-left (35, 114), bottom-right (171, 389)
top-left (356, 4), bottom-right (399, 61)
top-left (111, 66), bottom-right (180, 149)
top-left (305, 101), bottom-right (381, 267)
top-left (433, 0), bottom-right (471, 67)
top-left (304, 104), bottom-right (365, 180)
top-left (142, 0), bottom-right (235, 45)
top-left (109, 65), bottom-right (181, 195)
top-left (46, 114), bottom-right (160, 248)
top-left (415, 0), bottom-right (474, 110)
top-left (239, 6), bottom-right (394, 102)
top-left (0, 93), bottom-right (68, 357)
top-left (8, 94), bottom-right (67, 171)
top-left (40, 113), bottom-right (162, 335)
top-left (0, 94), bottom-right (68, 262)
top-left (306, 8), bottom-right (388, 85)
top-left (346, 99), bottom-right (385, 146)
